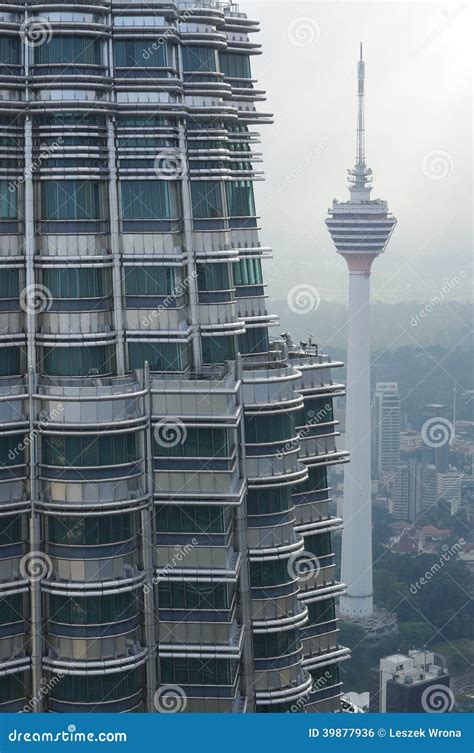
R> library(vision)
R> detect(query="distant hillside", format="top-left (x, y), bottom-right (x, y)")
top-left (271, 300), bottom-right (472, 350)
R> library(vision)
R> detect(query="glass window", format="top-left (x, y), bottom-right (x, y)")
top-left (49, 591), bottom-right (139, 625)
top-left (154, 427), bottom-right (231, 458)
top-left (48, 669), bottom-right (142, 702)
top-left (114, 39), bottom-right (167, 68)
top-left (41, 181), bottom-right (105, 221)
top-left (47, 514), bottom-right (135, 546)
top-left (294, 466), bottom-right (328, 494)
top-left (244, 412), bottom-right (294, 444)
top-left (0, 180), bottom-right (18, 220)
top-left (201, 335), bottom-right (236, 364)
top-left (42, 434), bottom-right (138, 467)
top-left (190, 181), bottom-right (223, 219)
top-left (220, 52), bottom-right (251, 79)
top-left (304, 532), bottom-right (332, 559)
top-left (233, 257), bottom-right (263, 286)
top-left (0, 347), bottom-right (22, 376)
top-left (253, 629), bottom-right (298, 658)
top-left (0, 674), bottom-right (26, 703)
top-left (160, 658), bottom-right (236, 686)
top-left (0, 268), bottom-right (19, 298)
top-left (0, 435), bottom-right (25, 467)
top-left (0, 515), bottom-right (22, 545)
top-left (0, 593), bottom-right (23, 625)
top-left (155, 505), bottom-right (227, 533)
top-left (225, 181), bottom-right (255, 217)
top-left (238, 327), bottom-right (269, 355)
top-left (124, 267), bottom-right (175, 296)
top-left (182, 46), bottom-right (216, 72)
top-left (42, 268), bottom-right (111, 298)
top-left (158, 582), bottom-right (230, 610)
top-left (41, 345), bottom-right (115, 376)
top-left (303, 398), bottom-right (334, 425)
top-left (34, 37), bottom-right (102, 66)
top-left (307, 599), bottom-right (336, 625)
top-left (250, 559), bottom-right (292, 587)
top-left (121, 181), bottom-right (171, 220)
top-left (196, 263), bottom-right (231, 291)
top-left (127, 342), bottom-right (186, 372)
top-left (246, 488), bottom-right (292, 515)
top-left (0, 36), bottom-right (20, 65)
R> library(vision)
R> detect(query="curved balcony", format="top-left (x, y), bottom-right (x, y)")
top-left (43, 663), bottom-right (146, 713)
top-left (254, 668), bottom-right (312, 708)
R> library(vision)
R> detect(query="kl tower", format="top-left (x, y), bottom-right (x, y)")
top-left (326, 46), bottom-right (396, 627)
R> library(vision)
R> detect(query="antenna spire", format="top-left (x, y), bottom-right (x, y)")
top-left (356, 42), bottom-right (365, 166)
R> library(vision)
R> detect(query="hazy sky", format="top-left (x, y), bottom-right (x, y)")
top-left (240, 1), bottom-right (472, 304)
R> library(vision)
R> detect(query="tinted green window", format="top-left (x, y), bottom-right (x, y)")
top-left (220, 52), bottom-right (251, 78)
top-left (245, 412), bottom-right (294, 444)
top-left (49, 591), bottom-right (139, 624)
top-left (0, 37), bottom-right (20, 65)
top-left (303, 398), bottom-right (333, 424)
top-left (155, 505), bottom-right (227, 533)
top-left (114, 40), bottom-right (167, 67)
top-left (0, 436), bottom-right (25, 467)
top-left (312, 664), bottom-right (339, 686)
top-left (238, 327), bottom-right (269, 355)
top-left (161, 657), bottom-right (236, 685)
top-left (48, 514), bottom-right (135, 545)
top-left (41, 345), bottom-right (114, 377)
top-left (43, 268), bottom-right (111, 298)
top-left (182, 46), bottom-right (216, 72)
top-left (250, 559), bottom-right (292, 587)
top-left (246, 488), bottom-right (292, 515)
top-left (295, 466), bottom-right (328, 494)
top-left (0, 181), bottom-right (18, 219)
top-left (154, 427), bottom-right (231, 458)
top-left (0, 347), bottom-right (21, 376)
top-left (307, 599), bottom-right (336, 625)
top-left (48, 670), bottom-right (142, 702)
top-left (158, 582), bottom-right (229, 610)
top-left (0, 515), bottom-right (22, 544)
top-left (226, 181), bottom-right (255, 216)
top-left (304, 532), bottom-right (332, 558)
top-left (0, 268), bottom-right (19, 297)
top-left (35, 37), bottom-right (102, 65)
top-left (253, 629), bottom-right (298, 658)
top-left (124, 266), bottom-right (175, 295)
top-left (128, 342), bottom-right (186, 372)
top-left (191, 181), bottom-right (223, 219)
top-left (41, 181), bottom-right (105, 221)
top-left (43, 434), bottom-right (138, 467)
top-left (121, 181), bottom-right (171, 220)
top-left (0, 593), bottom-right (23, 624)
top-left (0, 674), bottom-right (26, 703)
top-left (233, 257), bottom-right (263, 286)
top-left (196, 263), bottom-right (231, 291)
top-left (201, 335), bottom-right (236, 364)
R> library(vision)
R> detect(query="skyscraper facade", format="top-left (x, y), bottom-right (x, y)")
top-left (373, 382), bottom-right (401, 479)
top-left (0, 2), bottom-right (349, 713)
top-left (326, 46), bottom-right (396, 619)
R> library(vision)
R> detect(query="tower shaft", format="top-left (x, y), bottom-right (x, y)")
top-left (340, 270), bottom-right (373, 616)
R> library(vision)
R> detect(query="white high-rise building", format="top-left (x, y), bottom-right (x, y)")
top-left (326, 46), bottom-right (397, 618)
top-left (373, 383), bottom-right (401, 477)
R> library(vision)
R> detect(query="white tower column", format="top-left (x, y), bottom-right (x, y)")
top-left (340, 266), bottom-right (373, 617)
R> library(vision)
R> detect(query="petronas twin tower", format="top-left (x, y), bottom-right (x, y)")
top-left (0, 1), bottom-right (352, 713)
